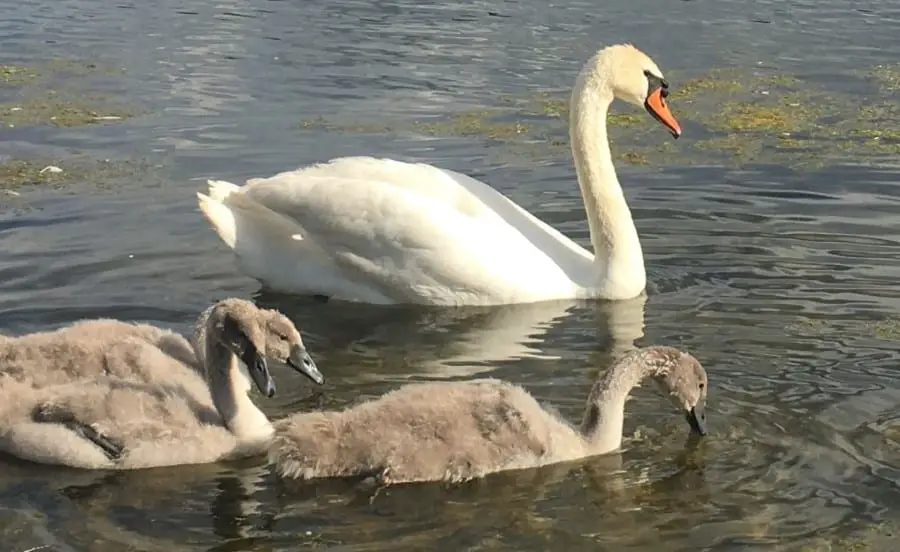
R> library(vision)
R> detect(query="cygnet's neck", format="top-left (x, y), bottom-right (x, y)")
top-left (569, 66), bottom-right (645, 298)
top-left (203, 328), bottom-right (274, 444)
top-left (579, 353), bottom-right (659, 455)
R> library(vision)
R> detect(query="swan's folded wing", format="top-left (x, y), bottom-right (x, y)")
top-left (238, 159), bottom-right (578, 304)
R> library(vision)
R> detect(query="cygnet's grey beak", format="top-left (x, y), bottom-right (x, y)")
top-left (686, 401), bottom-right (708, 436)
top-left (288, 345), bottom-right (324, 385)
top-left (242, 347), bottom-right (276, 398)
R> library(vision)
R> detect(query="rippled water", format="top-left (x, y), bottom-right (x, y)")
top-left (2, 0), bottom-right (900, 550)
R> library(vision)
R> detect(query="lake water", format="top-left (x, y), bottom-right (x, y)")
top-left (2, 0), bottom-right (900, 550)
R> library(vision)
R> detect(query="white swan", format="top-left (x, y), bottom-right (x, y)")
top-left (197, 43), bottom-right (682, 306)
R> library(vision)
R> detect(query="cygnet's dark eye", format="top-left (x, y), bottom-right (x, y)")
top-left (699, 383), bottom-right (705, 390)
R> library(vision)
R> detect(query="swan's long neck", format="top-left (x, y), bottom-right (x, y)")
top-left (569, 69), bottom-right (645, 298)
top-left (579, 354), bottom-right (655, 455)
top-left (200, 321), bottom-right (274, 444)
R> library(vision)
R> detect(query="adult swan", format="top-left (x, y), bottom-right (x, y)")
top-left (197, 44), bottom-right (682, 306)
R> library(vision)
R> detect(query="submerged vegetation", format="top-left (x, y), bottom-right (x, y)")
top-left (0, 58), bottom-right (142, 196)
top-left (0, 64), bottom-right (39, 85)
top-left (0, 59), bottom-right (134, 128)
top-left (0, 95), bottom-right (132, 127)
top-left (298, 62), bottom-right (900, 169)
top-left (800, 521), bottom-right (898, 551)
top-left (0, 158), bottom-right (156, 192)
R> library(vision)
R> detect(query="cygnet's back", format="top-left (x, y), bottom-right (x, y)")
top-left (0, 319), bottom-right (196, 388)
top-left (271, 346), bottom-right (708, 485)
top-left (274, 379), bottom-right (584, 483)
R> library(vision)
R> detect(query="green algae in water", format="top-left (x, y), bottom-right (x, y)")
top-left (711, 92), bottom-right (830, 135)
top-left (865, 319), bottom-right (900, 341)
top-left (619, 151), bottom-right (650, 165)
top-left (672, 68), bottom-right (797, 101)
top-left (302, 109), bottom-right (530, 141)
top-left (1, 59), bottom-right (125, 88)
top-left (0, 158), bottom-right (154, 191)
top-left (673, 71), bottom-right (743, 98)
top-left (800, 521), bottom-right (898, 551)
top-left (870, 64), bottom-right (900, 91)
top-left (0, 64), bottom-right (39, 85)
top-left (0, 96), bottom-right (132, 128)
top-left (786, 317), bottom-right (832, 334)
top-left (295, 62), bottom-right (900, 170)
top-left (608, 112), bottom-right (643, 126)
top-left (534, 94), bottom-right (568, 118)
top-left (695, 134), bottom-right (763, 158)
top-left (0, 160), bottom-right (67, 189)
top-left (414, 109), bottom-right (529, 140)
top-left (43, 57), bottom-right (126, 77)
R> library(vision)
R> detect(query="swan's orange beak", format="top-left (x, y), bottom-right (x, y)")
top-left (644, 88), bottom-right (682, 139)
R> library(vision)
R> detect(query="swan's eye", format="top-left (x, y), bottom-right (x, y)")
top-left (643, 70), bottom-right (669, 97)
top-left (699, 383), bottom-right (705, 390)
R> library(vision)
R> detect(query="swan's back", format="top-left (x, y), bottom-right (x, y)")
top-left (271, 379), bottom-right (584, 483)
top-left (0, 320), bottom-right (197, 387)
top-left (247, 157), bottom-right (497, 221)
top-left (202, 156), bottom-right (592, 305)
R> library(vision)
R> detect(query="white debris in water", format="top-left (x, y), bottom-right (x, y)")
top-left (9, 107), bottom-right (21, 112)
top-left (93, 115), bottom-right (122, 121)
top-left (38, 166), bottom-right (62, 175)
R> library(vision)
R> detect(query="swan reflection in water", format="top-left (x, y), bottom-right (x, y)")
top-left (255, 290), bottom-right (648, 383)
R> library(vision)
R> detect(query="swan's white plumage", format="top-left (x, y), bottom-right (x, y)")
top-left (199, 157), bottom-right (593, 305)
top-left (197, 44), bottom-right (675, 306)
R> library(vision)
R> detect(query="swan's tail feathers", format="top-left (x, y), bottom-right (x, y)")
top-left (197, 192), bottom-right (238, 249)
top-left (206, 179), bottom-right (240, 202)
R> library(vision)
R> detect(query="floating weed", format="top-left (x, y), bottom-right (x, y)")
top-left (672, 69), bottom-right (743, 99)
top-left (712, 99), bottom-right (817, 134)
top-left (848, 109), bottom-right (900, 141)
top-left (43, 58), bottom-right (126, 77)
top-left (869, 63), bottom-right (900, 91)
top-left (415, 109), bottom-right (529, 140)
top-left (0, 158), bottom-right (154, 191)
top-left (535, 95), bottom-right (568, 118)
top-left (865, 319), bottom-right (900, 341)
top-left (299, 115), bottom-right (396, 134)
top-left (302, 109), bottom-right (530, 141)
top-left (799, 521), bottom-right (898, 551)
top-left (619, 151), bottom-right (650, 165)
top-left (0, 65), bottom-right (39, 85)
top-left (671, 68), bottom-right (796, 101)
top-left (694, 134), bottom-right (763, 159)
top-left (0, 160), bottom-right (69, 189)
top-left (0, 95), bottom-right (133, 128)
top-left (294, 63), bottom-right (899, 170)
top-left (0, 58), bottom-right (125, 88)
top-left (786, 318), bottom-right (833, 334)
top-left (608, 112), bottom-right (644, 127)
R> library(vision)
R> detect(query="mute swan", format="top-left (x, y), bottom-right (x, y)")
top-left (196, 43), bottom-right (682, 306)
top-left (0, 298), bottom-right (325, 469)
top-left (269, 346), bottom-right (707, 484)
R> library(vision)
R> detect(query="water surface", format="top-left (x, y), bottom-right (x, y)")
top-left (2, 0), bottom-right (900, 550)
